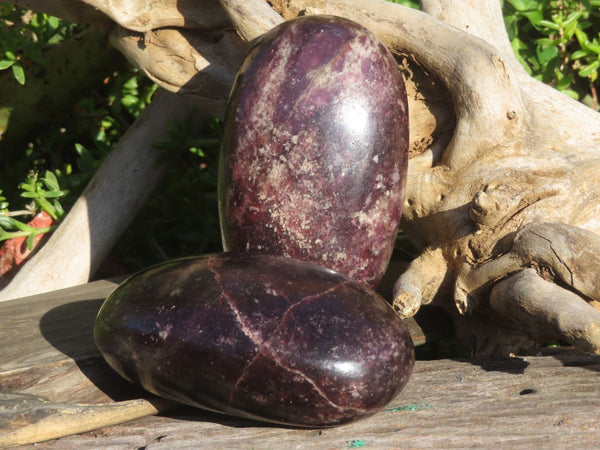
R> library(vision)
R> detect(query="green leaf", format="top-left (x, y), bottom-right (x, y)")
top-left (36, 197), bottom-right (57, 220)
top-left (74, 142), bottom-right (86, 155)
top-left (504, 14), bottom-right (519, 39)
top-left (123, 76), bottom-right (138, 91)
top-left (42, 171), bottom-right (60, 191)
top-left (561, 89), bottom-right (580, 100)
top-left (52, 200), bottom-right (65, 219)
top-left (0, 59), bottom-right (15, 70)
top-left (556, 73), bottom-right (573, 91)
top-left (0, 215), bottom-right (30, 232)
top-left (11, 63), bottom-right (25, 85)
top-left (572, 50), bottom-right (589, 59)
top-left (579, 59), bottom-right (600, 77)
top-left (563, 19), bottom-right (579, 39)
top-left (74, 143), bottom-right (99, 174)
top-left (25, 233), bottom-right (35, 250)
top-left (539, 19), bottom-right (561, 31)
top-left (523, 10), bottom-right (544, 26)
top-left (536, 45), bottom-right (559, 65)
top-left (189, 147), bottom-right (206, 157)
top-left (575, 28), bottom-right (589, 47)
top-left (507, 0), bottom-right (538, 12)
top-left (0, 215), bottom-right (18, 229)
top-left (39, 190), bottom-right (68, 199)
top-left (563, 11), bottom-right (583, 35)
top-left (0, 228), bottom-right (17, 242)
top-left (121, 94), bottom-right (140, 107)
top-left (142, 84), bottom-right (158, 103)
top-left (19, 180), bottom-right (36, 192)
top-left (541, 58), bottom-right (560, 83)
top-left (536, 38), bottom-right (557, 46)
top-left (47, 15), bottom-right (60, 30)
top-left (100, 117), bottom-right (115, 129)
top-left (586, 42), bottom-right (600, 55)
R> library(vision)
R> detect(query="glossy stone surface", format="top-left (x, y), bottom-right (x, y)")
top-left (94, 253), bottom-right (414, 427)
top-left (218, 15), bottom-right (409, 288)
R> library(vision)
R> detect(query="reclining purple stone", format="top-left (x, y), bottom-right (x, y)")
top-left (94, 253), bottom-right (415, 427)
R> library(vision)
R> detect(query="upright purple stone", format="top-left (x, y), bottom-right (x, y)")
top-left (219, 15), bottom-right (409, 287)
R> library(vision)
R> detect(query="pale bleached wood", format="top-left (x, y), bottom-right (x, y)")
top-left (420, 0), bottom-right (516, 64)
top-left (217, 0), bottom-right (283, 41)
top-left (8, 0), bottom-right (229, 31)
top-left (490, 269), bottom-right (600, 353)
top-left (0, 278), bottom-right (119, 372)
top-left (0, 395), bottom-right (172, 448)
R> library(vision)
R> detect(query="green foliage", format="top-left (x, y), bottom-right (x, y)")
top-left (0, 65), bottom-right (157, 209)
top-left (503, 0), bottom-right (600, 109)
top-left (0, 5), bottom-right (79, 85)
top-left (386, 0), bottom-right (419, 9)
top-left (0, 6), bottom-right (158, 254)
top-left (0, 6), bottom-right (221, 270)
top-left (0, 190), bottom-right (8, 213)
top-left (49, 71), bottom-right (159, 196)
top-left (112, 116), bottom-right (223, 271)
top-left (0, 214), bottom-right (55, 250)
top-left (0, 170), bottom-right (66, 248)
top-left (18, 170), bottom-right (68, 221)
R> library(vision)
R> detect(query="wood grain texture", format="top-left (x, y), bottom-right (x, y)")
top-left (1, 277), bottom-right (600, 447)
top-left (16, 350), bottom-right (600, 448)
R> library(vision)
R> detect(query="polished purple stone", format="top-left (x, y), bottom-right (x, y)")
top-left (94, 253), bottom-right (414, 427)
top-left (218, 15), bottom-right (409, 288)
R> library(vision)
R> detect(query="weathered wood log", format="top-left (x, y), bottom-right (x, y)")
top-left (0, 394), bottom-right (172, 448)
top-left (43, 350), bottom-right (600, 448)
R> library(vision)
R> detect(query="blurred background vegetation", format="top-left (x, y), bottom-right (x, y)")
top-left (0, 0), bottom-right (598, 277)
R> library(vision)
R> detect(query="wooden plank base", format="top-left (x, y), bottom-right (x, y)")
top-left (1, 278), bottom-right (600, 447)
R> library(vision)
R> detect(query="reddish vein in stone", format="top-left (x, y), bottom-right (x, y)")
top-left (228, 280), bottom-right (368, 415)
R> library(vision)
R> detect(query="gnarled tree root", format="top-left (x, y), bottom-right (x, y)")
top-left (490, 269), bottom-right (600, 355)
top-left (398, 222), bottom-right (600, 355)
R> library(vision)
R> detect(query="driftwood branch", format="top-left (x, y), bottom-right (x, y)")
top-left (3, 0), bottom-right (600, 355)
top-left (490, 268), bottom-right (600, 353)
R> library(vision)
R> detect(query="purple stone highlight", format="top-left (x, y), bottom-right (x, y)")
top-left (219, 15), bottom-right (409, 287)
top-left (94, 253), bottom-right (415, 427)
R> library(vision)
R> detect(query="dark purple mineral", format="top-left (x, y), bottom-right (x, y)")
top-left (219, 15), bottom-right (409, 288)
top-left (94, 253), bottom-right (414, 427)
